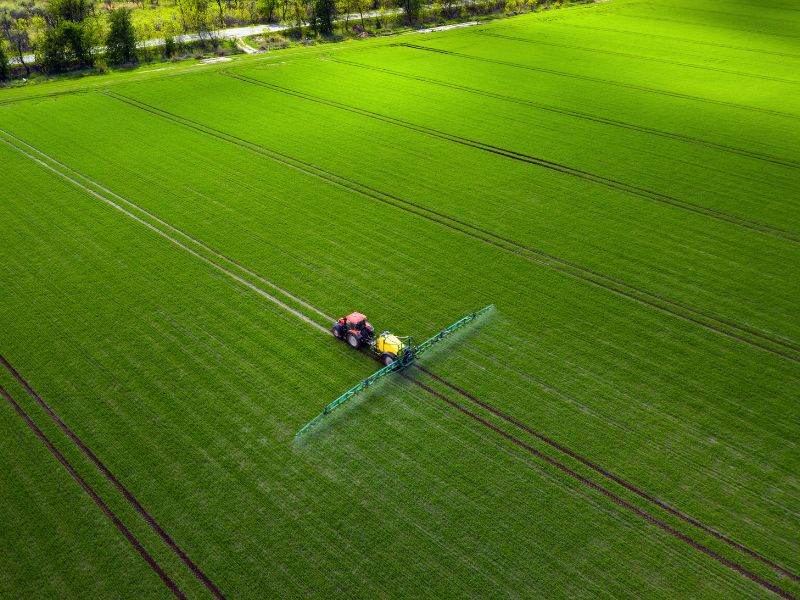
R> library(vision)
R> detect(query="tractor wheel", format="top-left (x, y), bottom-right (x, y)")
top-left (347, 332), bottom-right (361, 348)
top-left (331, 326), bottom-right (341, 339)
top-left (382, 354), bottom-right (396, 367)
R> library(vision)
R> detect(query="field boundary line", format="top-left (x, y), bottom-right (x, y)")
top-left (0, 89), bottom-right (87, 106)
top-left (471, 30), bottom-right (800, 85)
top-left (0, 128), bottom-right (329, 337)
top-left (715, 0), bottom-right (800, 14)
top-left (0, 383), bottom-right (188, 600)
top-left (0, 355), bottom-right (228, 599)
top-left (223, 70), bottom-right (800, 243)
top-left (395, 43), bottom-right (800, 122)
top-left (555, 23), bottom-right (800, 59)
top-left (415, 365), bottom-right (800, 583)
top-left (614, 12), bottom-right (800, 41)
top-left (330, 56), bottom-right (800, 170)
top-left (402, 375), bottom-right (795, 599)
top-left (98, 91), bottom-right (800, 363)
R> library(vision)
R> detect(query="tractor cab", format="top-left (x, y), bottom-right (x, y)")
top-left (332, 312), bottom-right (374, 348)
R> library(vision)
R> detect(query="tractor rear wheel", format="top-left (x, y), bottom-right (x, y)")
top-left (347, 332), bottom-right (361, 348)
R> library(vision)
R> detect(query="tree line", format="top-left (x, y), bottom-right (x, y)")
top-left (1, 0), bottom-right (138, 76)
top-left (1, 0), bottom-right (565, 80)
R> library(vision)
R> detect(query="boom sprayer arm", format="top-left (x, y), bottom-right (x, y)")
top-left (295, 304), bottom-right (493, 438)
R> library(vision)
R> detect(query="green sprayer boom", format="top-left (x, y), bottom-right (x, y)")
top-left (295, 304), bottom-right (493, 438)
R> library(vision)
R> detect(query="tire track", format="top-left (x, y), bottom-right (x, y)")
top-left (0, 129), bottom-right (328, 324)
top-left (3, 121), bottom-right (795, 589)
top-left (96, 92), bottom-right (800, 361)
top-left (223, 70), bottom-right (800, 243)
top-left (0, 137), bottom-right (294, 599)
top-left (414, 365), bottom-right (800, 583)
top-left (330, 56), bottom-right (800, 170)
top-left (560, 23), bottom-right (800, 59)
top-left (0, 384), bottom-right (187, 600)
top-left (402, 375), bottom-right (795, 599)
top-left (394, 43), bottom-right (800, 121)
top-left (718, 0), bottom-right (800, 14)
top-left (0, 128), bottom-right (329, 336)
top-left (0, 90), bottom-right (85, 106)
top-left (0, 355), bottom-right (228, 599)
top-left (615, 12), bottom-right (800, 40)
top-left (472, 30), bottom-right (800, 85)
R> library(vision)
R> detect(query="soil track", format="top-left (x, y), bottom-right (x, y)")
top-left (0, 384), bottom-right (187, 600)
top-left (616, 12), bottom-right (800, 41)
top-left (0, 355), bottom-right (227, 599)
top-left (224, 71), bottom-right (800, 243)
top-left (402, 375), bottom-right (795, 599)
top-left (562, 23), bottom-right (800, 59)
top-left (103, 89), bottom-right (800, 363)
top-left (396, 43), bottom-right (800, 121)
top-left (0, 129), bottom-right (328, 336)
top-left (330, 57), bottom-right (800, 170)
top-left (415, 365), bottom-right (800, 583)
top-left (472, 30), bottom-right (800, 85)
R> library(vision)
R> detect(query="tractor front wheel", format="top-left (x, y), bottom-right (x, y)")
top-left (347, 332), bottom-right (361, 348)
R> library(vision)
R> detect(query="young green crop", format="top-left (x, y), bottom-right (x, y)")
top-left (1, 0), bottom-right (798, 596)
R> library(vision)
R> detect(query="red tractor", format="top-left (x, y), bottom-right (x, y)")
top-left (332, 312), bottom-right (375, 349)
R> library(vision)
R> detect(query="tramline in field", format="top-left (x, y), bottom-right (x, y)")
top-left (296, 304), bottom-right (493, 437)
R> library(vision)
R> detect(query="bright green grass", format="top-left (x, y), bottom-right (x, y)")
top-left (1, 0), bottom-right (798, 597)
top-left (1, 141), bottom-right (781, 597)
top-left (0, 380), bottom-right (175, 599)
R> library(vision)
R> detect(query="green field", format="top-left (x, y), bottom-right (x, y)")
top-left (1, 0), bottom-right (799, 597)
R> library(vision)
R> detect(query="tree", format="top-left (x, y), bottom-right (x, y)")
top-left (176, 0), bottom-right (209, 33)
top-left (1, 12), bottom-right (32, 77)
top-left (335, 0), bottom-right (353, 32)
top-left (401, 0), bottom-right (421, 23)
top-left (39, 19), bottom-right (95, 71)
top-left (0, 40), bottom-right (9, 81)
top-left (105, 8), bottom-right (136, 64)
top-left (312, 0), bottom-right (334, 34)
top-left (36, 0), bottom-right (98, 72)
top-left (354, 0), bottom-right (369, 30)
top-left (213, 0), bottom-right (225, 27)
top-left (288, 0), bottom-right (305, 35)
top-left (48, 0), bottom-right (92, 26)
top-left (256, 0), bottom-right (277, 22)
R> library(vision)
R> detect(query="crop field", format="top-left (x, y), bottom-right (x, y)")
top-left (1, 0), bottom-right (799, 597)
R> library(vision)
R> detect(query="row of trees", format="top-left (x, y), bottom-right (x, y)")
top-left (1, 0), bottom-right (553, 80)
top-left (1, 0), bottom-right (416, 78)
top-left (1, 0), bottom-right (137, 77)
top-left (168, 0), bottom-right (418, 39)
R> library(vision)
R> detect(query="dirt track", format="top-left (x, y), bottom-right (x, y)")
top-left (416, 365), bottom-right (800, 583)
top-left (102, 90), bottom-right (800, 363)
top-left (0, 356), bottom-right (227, 600)
top-left (0, 383), bottom-right (187, 599)
top-left (403, 373), bottom-right (794, 599)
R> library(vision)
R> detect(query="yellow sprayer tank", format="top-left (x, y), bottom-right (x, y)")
top-left (376, 332), bottom-right (404, 357)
